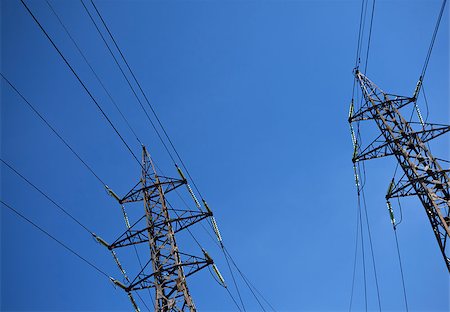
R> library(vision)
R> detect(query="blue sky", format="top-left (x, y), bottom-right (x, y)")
top-left (1, 0), bottom-right (449, 311)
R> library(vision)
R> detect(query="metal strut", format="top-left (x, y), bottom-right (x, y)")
top-left (349, 71), bottom-right (450, 272)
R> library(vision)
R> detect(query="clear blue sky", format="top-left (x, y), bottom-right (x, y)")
top-left (1, 0), bottom-right (449, 311)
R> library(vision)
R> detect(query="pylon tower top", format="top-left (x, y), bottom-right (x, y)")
top-left (349, 71), bottom-right (450, 271)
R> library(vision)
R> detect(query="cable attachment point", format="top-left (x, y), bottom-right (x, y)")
top-left (201, 199), bottom-right (223, 242)
top-left (93, 233), bottom-right (111, 249)
top-left (202, 199), bottom-right (213, 216)
top-left (176, 165), bottom-right (203, 210)
top-left (176, 164), bottom-right (187, 182)
top-left (386, 178), bottom-right (395, 199)
top-left (348, 99), bottom-right (354, 123)
top-left (110, 277), bottom-right (128, 290)
top-left (386, 201), bottom-right (396, 228)
top-left (412, 76), bottom-right (422, 100)
top-left (105, 185), bottom-right (122, 203)
top-left (352, 142), bottom-right (359, 163)
top-left (352, 165), bottom-right (360, 190)
top-left (127, 292), bottom-right (141, 312)
top-left (203, 249), bottom-right (227, 287)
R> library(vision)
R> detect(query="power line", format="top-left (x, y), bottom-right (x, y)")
top-left (0, 199), bottom-right (109, 278)
top-left (0, 72), bottom-right (106, 187)
top-left (363, 0), bottom-right (376, 74)
top-left (357, 189), bottom-right (368, 312)
top-left (1, 158), bottom-right (93, 235)
top-left (222, 247), bottom-right (266, 311)
top-left (19, 0), bottom-right (142, 168)
top-left (221, 246), bottom-right (247, 311)
top-left (419, 0), bottom-right (448, 86)
top-left (224, 284), bottom-right (244, 312)
top-left (354, 0), bottom-right (367, 69)
top-left (348, 192), bottom-right (360, 312)
top-left (78, 0), bottom-right (177, 166)
top-left (393, 228), bottom-right (409, 312)
top-left (358, 166), bottom-right (382, 312)
top-left (88, 0), bottom-right (205, 199)
top-left (45, 0), bottom-right (143, 146)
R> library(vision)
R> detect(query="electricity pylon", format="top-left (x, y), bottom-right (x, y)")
top-left (349, 70), bottom-right (450, 272)
top-left (94, 145), bottom-right (225, 311)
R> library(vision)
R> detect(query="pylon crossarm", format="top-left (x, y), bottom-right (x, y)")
top-left (350, 97), bottom-right (414, 122)
top-left (353, 133), bottom-right (394, 162)
top-left (109, 211), bottom-right (212, 249)
top-left (121, 178), bottom-right (186, 204)
top-left (412, 123), bottom-right (450, 142)
top-left (354, 123), bottom-right (450, 163)
top-left (127, 256), bottom-right (211, 291)
top-left (387, 175), bottom-right (424, 199)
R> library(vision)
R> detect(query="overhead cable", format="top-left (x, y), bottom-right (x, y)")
top-left (45, 0), bottom-right (143, 146)
top-left (20, 0), bottom-right (142, 168)
top-left (1, 200), bottom-right (109, 278)
top-left (1, 158), bottom-right (94, 235)
top-left (0, 73), bottom-right (106, 187)
top-left (419, 0), bottom-right (448, 86)
top-left (88, 0), bottom-right (204, 199)
top-left (79, 0), bottom-right (177, 166)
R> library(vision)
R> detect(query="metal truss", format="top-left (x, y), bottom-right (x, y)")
top-left (349, 70), bottom-right (450, 272)
top-left (95, 146), bottom-right (224, 311)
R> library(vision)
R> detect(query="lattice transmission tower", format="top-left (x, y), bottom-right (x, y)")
top-left (93, 145), bottom-right (225, 311)
top-left (349, 70), bottom-right (450, 272)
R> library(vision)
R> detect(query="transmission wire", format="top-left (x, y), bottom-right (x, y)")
top-left (359, 175), bottom-right (382, 311)
top-left (221, 246), bottom-right (247, 311)
top-left (419, 0), bottom-right (448, 89)
top-left (363, 0), bottom-right (376, 75)
top-left (354, 0), bottom-right (366, 69)
top-left (79, 0), bottom-right (177, 166)
top-left (1, 158), bottom-right (94, 235)
top-left (19, 0), bottom-right (142, 168)
top-left (45, 0), bottom-right (143, 146)
top-left (223, 246), bottom-right (272, 311)
top-left (393, 228), bottom-right (409, 311)
top-left (357, 184), bottom-right (368, 312)
top-left (348, 197), bottom-right (360, 311)
top-left (1, 200), bottom-right (109, 278)
top-left (0, 73), bottom-right (106, 187)
top-left (89, 0), bottom-right (204, 199)
top-left (224, 284), bottom-right (244, 312)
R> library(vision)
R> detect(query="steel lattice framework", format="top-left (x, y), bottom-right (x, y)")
top-left (349, 70), bottom-right (450, 272)
top-left (94, 146), bottom-right (225, 311)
